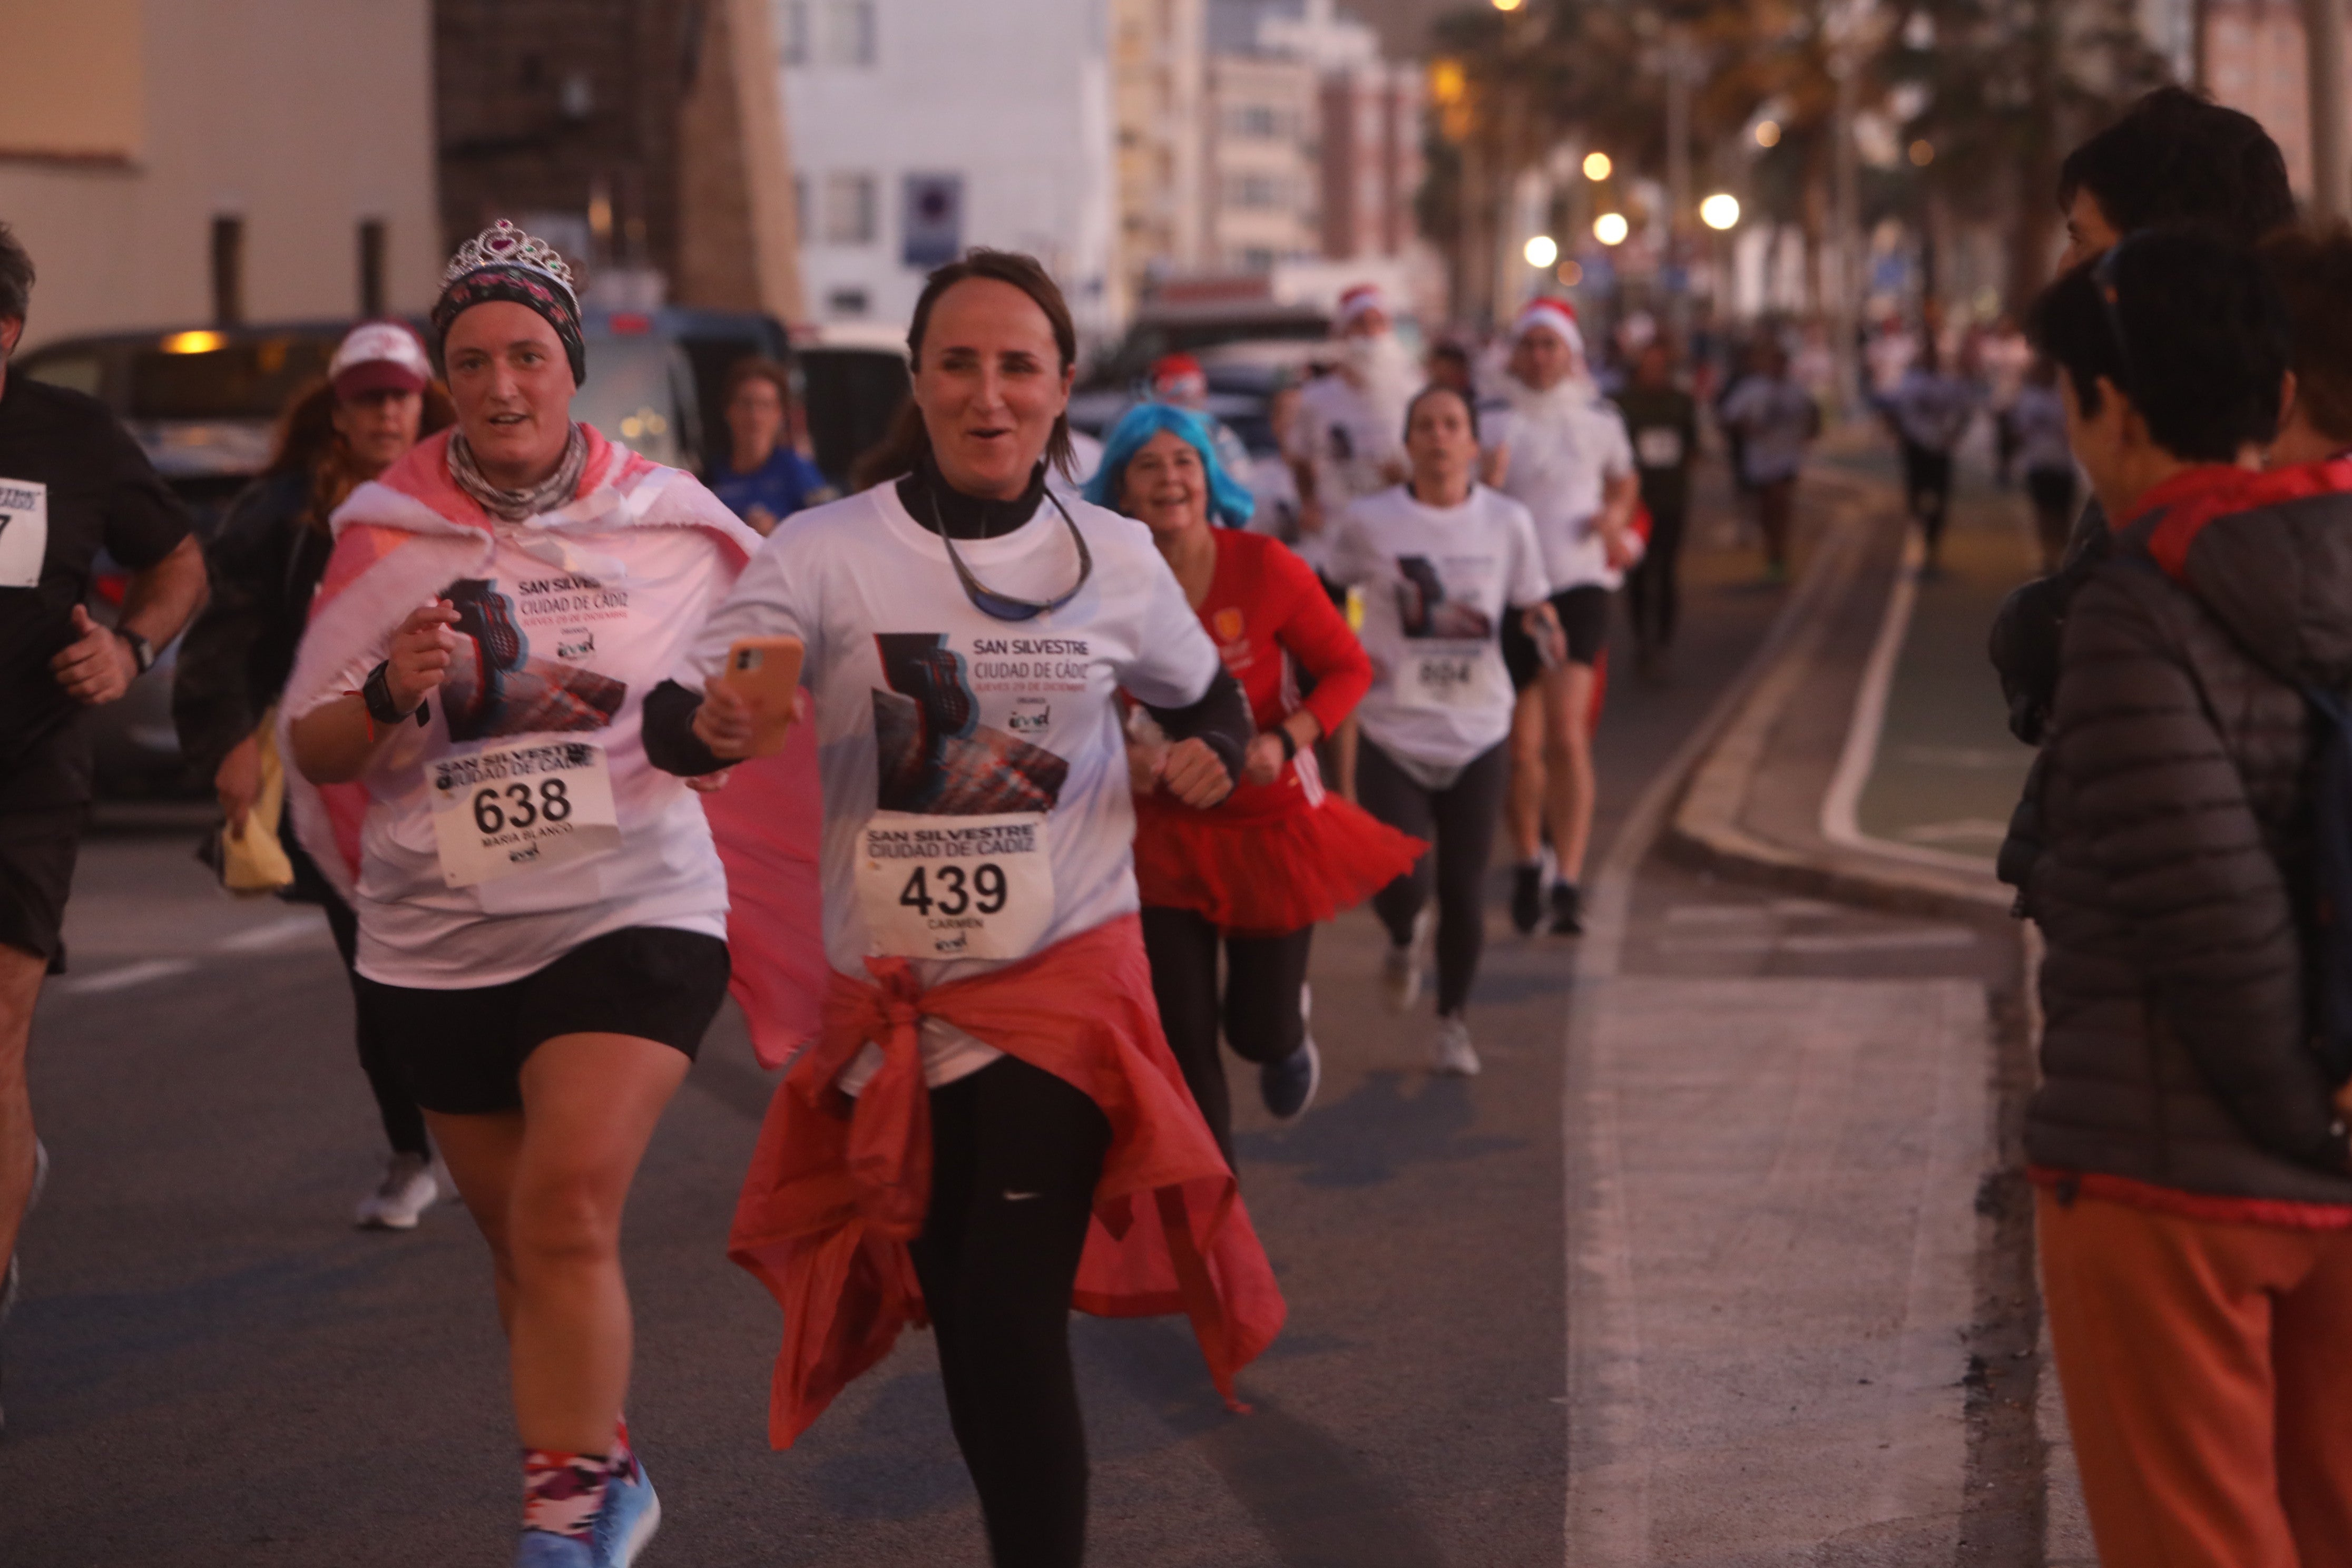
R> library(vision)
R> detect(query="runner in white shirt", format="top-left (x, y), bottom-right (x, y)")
top-left (1881, 335), bottom-right (1982, 571)
top-left (1718, 338), bottom-right (1820, 579)
top-left (651, 251), bottom-right (1267, 1568)
top-left (1330, 384), bottom-right (1561, 1077)
top-left (2008, 356), bottom-right (2079, 571)
top-left (284, 222), bottom-right (751, 1568)
top-left (1285, 283), bottom-right (1414, 580)
top-left (1478, 298), bottom-right (1639, 937)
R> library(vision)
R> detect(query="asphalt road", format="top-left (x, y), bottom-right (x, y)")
top-left (0, 454), bottom-right (2027, 1567)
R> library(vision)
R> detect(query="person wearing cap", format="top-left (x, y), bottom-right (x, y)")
top-left (1286, 283), bottom-right (1414, 585)
top-left (281, 220), bottom-right (769, 1566)
top-left (1148, 351), bottom-right (1253, 485)
top-left (174, 320), bottom-right (456, 1234)
top-left (1480, 297), bottom-right (1638, 937)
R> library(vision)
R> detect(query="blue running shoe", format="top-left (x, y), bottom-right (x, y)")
top-left (592, 1456), bottom-right (661, 1566)
top-left (514, 1530), bottom-right (597, 1567)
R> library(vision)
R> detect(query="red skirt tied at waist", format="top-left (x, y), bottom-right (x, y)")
top-left (725, 913), bottom-right (1287, 1447)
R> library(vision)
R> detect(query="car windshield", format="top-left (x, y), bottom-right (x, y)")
top-left (127, 336), bottom-right (335, 420)
top-left (574, 335), bottom-right (690, 468)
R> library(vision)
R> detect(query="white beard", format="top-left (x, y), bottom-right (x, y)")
top-left (1344, 333), bottom-right (1416, 411)
top-left (1503, 371), bottom-right (1582, 426)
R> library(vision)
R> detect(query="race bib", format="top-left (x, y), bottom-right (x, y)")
top-left (0, 478), bottom-right (48, 589)
top-left (1395, 646), bottom-right (1507, 710)
top-left (428, 740), bottom-right (621, 889)
top-left (1635, 428), bottom-right (1685, 468)
top-left (856, 811), bottom-right (1055, 961)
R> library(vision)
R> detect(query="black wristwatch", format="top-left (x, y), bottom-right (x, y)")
top-left (362, 661), bottom-right (430, 728)
top-left (117, 629), bottom-right (155, 675)
top-left (1277, 726), bottom-right (1299, 761)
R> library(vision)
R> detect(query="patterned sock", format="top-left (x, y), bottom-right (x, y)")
top-left (522, 1447), bottom-right (613, 1540)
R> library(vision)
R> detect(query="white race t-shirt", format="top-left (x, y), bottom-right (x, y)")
top-left (1289, 371), bottom-right (1409, 574)
top-left (2008, 385), bottom-right (2074, 476)
top-left (1328, 484), bottom-right (1551, 788)
top-left (1720, 377), bottom-right (1818, 485)
top-left (312, 526), bottom-right (738, 987)
top-left (1887, 369), bottom-right (1980, 453)
top-left (1482, 382), bottom-right (1636, 591)
top-left (679, 481), bottom-right (1222, 1089)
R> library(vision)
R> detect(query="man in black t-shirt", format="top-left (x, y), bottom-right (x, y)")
top-left (0, 221), bottom-right (205, 1423)
top-left (1612, 339), bottom-right (1700, 674)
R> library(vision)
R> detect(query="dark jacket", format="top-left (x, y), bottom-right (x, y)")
top-left (2022, 464), bottom-right (2352, 1202)
top-left (171, 469), bottom-right (335, 778)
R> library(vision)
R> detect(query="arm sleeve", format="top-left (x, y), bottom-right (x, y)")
top-left (1140, 665), bottom-right (1250, 782)
top-left (641, 679), bottom-right (730, 776)
top-left (1269, 545), bottom-right (1372, 736)
top-left (99, 417), bottom-right (194, 570)
top-left (169, 482), bottom-right (286, 775)
top-left (2054, 573), bottom-right (2344, 1167)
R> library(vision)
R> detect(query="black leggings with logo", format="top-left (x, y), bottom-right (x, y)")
top-left (1355, 737), bottom-right (1511, 1018)
top-left (909, 1055), bottom-right (1111, 1568)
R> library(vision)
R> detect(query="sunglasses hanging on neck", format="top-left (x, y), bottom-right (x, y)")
top-left (915, 468), bottom-right (1094, 623)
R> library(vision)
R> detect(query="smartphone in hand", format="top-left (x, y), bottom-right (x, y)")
top-left (719, 636), bottom-right (805, 758)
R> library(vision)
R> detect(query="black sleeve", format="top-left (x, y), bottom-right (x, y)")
top-left (96, 413), bottom-right (193, 571)
top-left (170, 479), bottom-right (295, 777)
top-left (642, 679), bottom-right (732, 776)
top-left (1141, 665), bottom-right (1250, 783)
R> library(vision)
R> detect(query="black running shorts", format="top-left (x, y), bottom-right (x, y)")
top-left (0, 807), bottom-right (83, 971)
top-left (1503, 584), bottom-right (1612, 692)
top-left (355, 925), bottom-right (733, 1115)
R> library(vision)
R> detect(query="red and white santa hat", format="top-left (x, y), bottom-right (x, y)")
top-left (1334, 283), bottom-right (1390, 332)
top-left (1510, 297), bottom-right (1585, 358)
top-left (1150, 351), bottom-right (1208, 401)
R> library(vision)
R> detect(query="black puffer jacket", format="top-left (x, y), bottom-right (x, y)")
top-left (2024, 466), bottom-right (2352, 1202)
top-left (170, 469), bottom-right (335, 779)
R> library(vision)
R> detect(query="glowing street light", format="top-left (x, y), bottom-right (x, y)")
top-left (1491, 0), bottom-right (1524, 10)
top-left (1593, 212), bottom-right (1630, 246)
top-left (1582, 151), bottom-right (1613, 182)
top-left (1523, 234), bottom-right (1560, 268)
top-left (1909, 140), bottom-right (1935, 166)
top-left (1699, 193), bottom-right (1741, 231)
top-left (1754, 120), bottom-right (1781, 148)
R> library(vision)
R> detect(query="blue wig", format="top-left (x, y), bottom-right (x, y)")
top-left (1083, 402), bottom-right (1256, 527)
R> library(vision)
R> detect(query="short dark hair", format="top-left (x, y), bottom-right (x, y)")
top-left (2260, 222), bottom-right (2352, 445)
top-left (2028, 229), bottom-right (2290, 463)
top-left (1404, 381), bottom-right (1478, 444)
top-left (2058, 87), bottom-right (2296, 242)
top-left (722, 355), bottom-right (795, 408)
top-left (0, 222), bottom-right (33, 328)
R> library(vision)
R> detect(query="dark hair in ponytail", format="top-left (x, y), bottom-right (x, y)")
top-left (851, 249), bottom-right (1079, 490)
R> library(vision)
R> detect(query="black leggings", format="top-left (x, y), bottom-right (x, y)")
top-left (320, 891), bottom-right (432, 1159)
top-left (1138, 908), bottom-right (1314, 1165)
top-left (1900, 440), bottom-right (1956, 552)
top-left (1625, 502), bottom-right (1687, 649)
top-left (1355, 738), bottom-right (1510, 1018)
top-left (909, 1056), bottom-right (1111, 1568)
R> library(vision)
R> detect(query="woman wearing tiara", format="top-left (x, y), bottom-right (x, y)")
top-left (283, 221), bottom-right (762, 1567)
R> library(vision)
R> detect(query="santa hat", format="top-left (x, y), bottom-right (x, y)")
top-left (1150, 351), bottom-right (1208, 399)
top-left (1334, 283), bottom-right (1390, 332)
top-left (1511, 298), bottom-right (1585, 358)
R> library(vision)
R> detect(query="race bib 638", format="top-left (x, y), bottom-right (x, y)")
top-left (429, 740), bottom-right (621, 888)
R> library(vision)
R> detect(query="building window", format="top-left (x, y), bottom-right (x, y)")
top-left (821, 172), bottom-right (878, 244)
top-left (358, 219), bottom-right (387, 317)
top-left (211, 215), bottom-right (244, 327)
top-left (780, 0), bottom-right (874, 65)
top-left (827, 286), bottom-right (870, 317)
top-left (1229, 174), bottom-right (1285, 210)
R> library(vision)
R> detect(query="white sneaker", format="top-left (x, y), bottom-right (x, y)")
top-left (355, 1152), bottom-right (438, 1231)
top-left (1383, 906), bottom-right (1434, 1013)
top-left (1430, 1016), bottom-right (1481, 1077)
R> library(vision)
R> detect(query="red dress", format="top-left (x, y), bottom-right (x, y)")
top-left (1132, 530), bottom-right (1424, 933)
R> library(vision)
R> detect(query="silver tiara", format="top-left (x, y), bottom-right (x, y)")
top-left (440, 220), bottom-right (578, 298)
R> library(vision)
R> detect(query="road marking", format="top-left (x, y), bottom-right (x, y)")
top-left (213, 913), bottom-right (328, 952)
top-left (1894, 744), bottom-right (2021, 769)
top-left (1657, 929), bottom-right (1977, 957)
top-left (60, 958), bottom-right (195, 995)
top-left (1897, 818), bottom-right (2010, 846)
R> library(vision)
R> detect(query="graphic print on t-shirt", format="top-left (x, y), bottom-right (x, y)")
top-left (0, 477), bottom-right (48, 590)
top-left (438, 575), bottom-right (629, 742)
top-left (1394, 555), bottom-right (1494, 641)
top-left (871, 632), bottom-right (1069, 815)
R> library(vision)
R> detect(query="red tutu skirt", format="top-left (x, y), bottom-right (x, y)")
top-left (1134, 796), bottom-right (1425, 935)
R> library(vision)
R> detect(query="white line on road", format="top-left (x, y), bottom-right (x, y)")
top-left (1655, 928), bottom-right (1977, 957)
top-left (213, 913), bottom-right (328, 952)
top-left (60, 959), bottom-right (197, 996)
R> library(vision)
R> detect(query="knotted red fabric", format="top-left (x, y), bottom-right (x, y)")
top-left (726, 913), bottom-right (1287, 1448)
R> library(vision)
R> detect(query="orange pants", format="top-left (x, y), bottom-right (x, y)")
top-left (2039, 1188), bottom-right (2352, 1567)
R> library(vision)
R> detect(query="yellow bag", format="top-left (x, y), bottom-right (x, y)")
top-left (220, 711), bottom-right (296, 897)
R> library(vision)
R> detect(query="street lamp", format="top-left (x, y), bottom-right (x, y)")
top-left (1699, 193), bottom-right (1741, 231)
top-left (1593, 212), bottom-right (1630, 246)
top-left (1523, 234), bottom-right (1559, 268)
top-left (1582, 151), bottom-right (1613, 182)
top-left (1755, 120), bottom-right (1781, 148)
top-left (1491, 0), bottom-right (1525, 10)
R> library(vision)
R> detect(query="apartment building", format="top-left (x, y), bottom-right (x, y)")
top-left (1204, 51), bottom-right (1320, 270)
top-left (1114, 0), bottom-right (1209, 318)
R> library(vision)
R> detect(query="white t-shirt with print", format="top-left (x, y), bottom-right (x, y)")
top-left (1289, 371), bottom-right (1409, 575)
top-left (1887, 369), bottom-right (1980, 453)
top-left (308, 526), bottom-right (738, 987)
top-left (678, 481), bottom-right (1222, 1089)
top-left (1482, 383), bottom-right (1636, 591)
top-left (1328, 484), bottom-right (1551, 788)
top-left (2008, 385), bottom-right (2074, 476)
top-left (1720, 377), bottom-right (1818, 485)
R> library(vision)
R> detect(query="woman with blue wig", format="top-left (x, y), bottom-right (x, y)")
top-left (1087, 404), bottom-right (1420, 1162)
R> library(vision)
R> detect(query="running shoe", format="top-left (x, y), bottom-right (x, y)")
top-left (1260, 1038), bottom-right (1321, 1123)
top-left (1430, 1017), bottom-right (1481, 1077)
top-left (1383, 906), bottom-right (1433, 1013)
top-left (592, 1455), bottom-right (661, 1567)
top-left (355, 1151), bottom-right (439, 1231)
top-left (1511, 863), bottom-right (1544, 935)
top-left (514, 1531), bottom-right (598, 1567)
top-left (1, 1141), bottom-right (52, 1437)
top-left (1549, 881), bottom-right (1585, 937)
